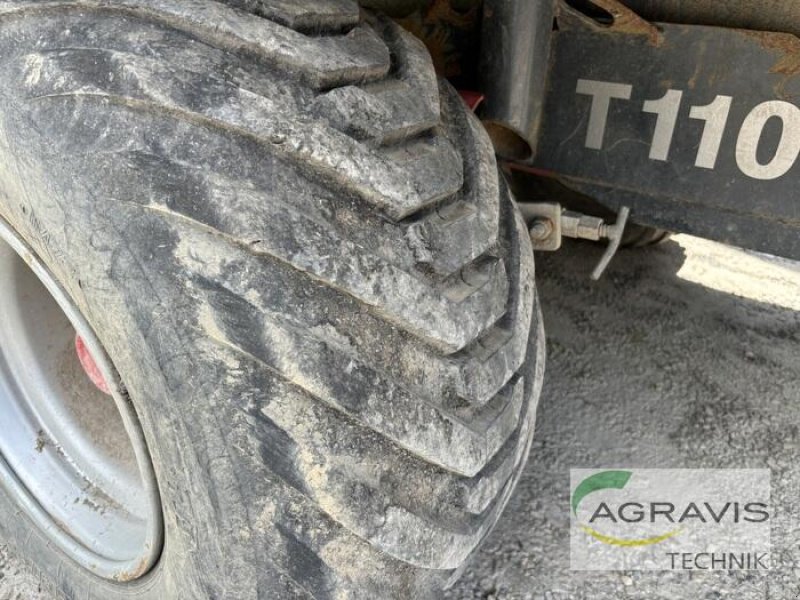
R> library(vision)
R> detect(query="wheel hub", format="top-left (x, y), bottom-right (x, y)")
top-left (0, 217), bottom-right (163, 581)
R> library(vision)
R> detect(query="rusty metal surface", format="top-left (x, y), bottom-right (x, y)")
top-left (621, 0), bottom-right (800, 38)
top-left (586, 0), bottom-right (661, 42)
top-left (362, 0), bottom-right (482, 82)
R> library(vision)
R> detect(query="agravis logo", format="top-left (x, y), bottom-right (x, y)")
top-left (569, 469), bottom-right (771, 571)
top-left (571, 470), bottom-right (682, 547)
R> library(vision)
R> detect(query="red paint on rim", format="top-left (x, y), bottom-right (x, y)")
top-left (75, 334), bottom-right (111, 395)
top-left (458, 90), bottom-right (485, 112)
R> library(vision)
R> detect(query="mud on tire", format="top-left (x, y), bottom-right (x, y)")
top-left (0, 1), bottom-right (545, 597)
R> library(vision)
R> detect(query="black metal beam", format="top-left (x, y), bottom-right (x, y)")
top-left (533, 16), bottom-right (800, 260)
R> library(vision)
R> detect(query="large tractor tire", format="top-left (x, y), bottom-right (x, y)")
top-left (0, 1), bottom-right (544, 598)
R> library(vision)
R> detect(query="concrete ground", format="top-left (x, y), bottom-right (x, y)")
top-left (1, 234), bottom-right (799, 599)
top-left (448, 235), bottom-right (800, 600)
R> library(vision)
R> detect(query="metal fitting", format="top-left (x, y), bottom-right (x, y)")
top-left (517, 202), bottom-right (563, 251)
top-left (518, 201), bottom-right (631, 279)
top-left (561, 211), bottom-right (606, 241)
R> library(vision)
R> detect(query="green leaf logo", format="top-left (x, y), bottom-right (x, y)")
top-left (571, 470), bottom-right (632, 515)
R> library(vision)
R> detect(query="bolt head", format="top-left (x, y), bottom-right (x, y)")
top-left (529, 218), bottom-right (554, 241)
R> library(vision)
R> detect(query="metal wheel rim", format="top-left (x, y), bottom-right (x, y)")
top-left (0, 216), bottom-right (163, 581)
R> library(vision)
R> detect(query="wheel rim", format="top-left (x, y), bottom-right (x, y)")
top-left (0, 217), bottom-right (163, 581)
